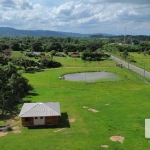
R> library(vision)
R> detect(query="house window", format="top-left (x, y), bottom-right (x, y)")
top-left (35, 117), bottom-right (37, 119)
top-left (25, 118), bottom-right (30, 122)
top-left (40, 117), bottom-right (43, 119)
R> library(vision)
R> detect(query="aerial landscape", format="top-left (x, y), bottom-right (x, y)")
top-left (0, 0), bottom-right (150, 150)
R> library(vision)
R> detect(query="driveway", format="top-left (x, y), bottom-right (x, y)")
top-left (111, 55), bottom-right (150, 79)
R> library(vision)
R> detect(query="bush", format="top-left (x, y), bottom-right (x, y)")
top-left (81, 51), bottom-right (109, 61)
top-left (39, 58), bottom-right (62, 68)
top-left (51, 50), bottom-right (56, 56)
top-left (25, 67), bottom-right (36, 73)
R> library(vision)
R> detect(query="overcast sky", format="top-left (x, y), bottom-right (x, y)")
top-left (0, 0), bottom-right (150, 35)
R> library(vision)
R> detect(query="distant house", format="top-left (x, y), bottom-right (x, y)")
top-left (1, 49), bottom-right (12, 56)
top-left (32, 52), bottom-right (40, 57)
top-left (69, 52), bottom-right (80, 58)
top-left (19, 102), bottom-right (61, 126)
top-left (55, 52), bottom-right (66, 57)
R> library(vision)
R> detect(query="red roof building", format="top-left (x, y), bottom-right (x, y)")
top-left (2, 49), bottom-right (12, 56)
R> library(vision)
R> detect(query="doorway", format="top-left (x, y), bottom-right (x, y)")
top-left (34, 117), bottom-right (45, 125)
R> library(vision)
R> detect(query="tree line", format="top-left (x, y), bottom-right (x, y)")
top-left (0, 36), bottom-right (104, 53)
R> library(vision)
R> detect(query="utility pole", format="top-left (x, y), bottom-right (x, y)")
top-left (124, 26), bottom-right (126, 43)
top-left (144, 63), bottom-right (145, 78)
top-left (128, 58), bottom-right (129, 69)
top-left (131, 32), bottom-right (133, 45)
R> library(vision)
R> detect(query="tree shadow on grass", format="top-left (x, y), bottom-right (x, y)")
top-left (0, 114), bottom-right (15, 122)
top-left (28, 112), bottom-right (70, 129)
top-left (20, 92), bottom-right (39, 104)
top-left (26, 92), bottom-right (39, 98)
top-left (25, 69), bottom-right (45, 74)
top-left (0, 92), bottom-right (39, 122)
top-left (0, 109), bottom-right (20, 122)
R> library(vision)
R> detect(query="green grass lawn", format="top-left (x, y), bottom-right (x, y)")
top-left (1, 56), bottom-right (150, 149)
top-left (129, 52), bottom-right (150, 72)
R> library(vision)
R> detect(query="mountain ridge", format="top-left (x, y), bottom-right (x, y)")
top-left (0, 27), bottom-right (112, 37)
top-left (0, 27), bottom-right (88, 37)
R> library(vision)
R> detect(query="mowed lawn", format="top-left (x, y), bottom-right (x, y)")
top-left (1, 57), bottom-right (150, 150)
top-left (130, 52), bottom-right (150, 72)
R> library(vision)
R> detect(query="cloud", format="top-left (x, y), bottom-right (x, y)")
top-left (20, 1), bottom-right (33, 9)
top-left (0, 0), bottom-right (149, 35)
top-left (55, 1), bottom-right (75, 16)
top-left (0, 0), bottom-right (16, 8)
top-left (85, 0), bottom-right (150, 5)
top-left (116, 5), bottom-right (150, 24)
top-left (0, 0), bottom-right (33, 9)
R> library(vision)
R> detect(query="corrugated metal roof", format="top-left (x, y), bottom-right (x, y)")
top-left (19, 102), bottom-right (61, 117)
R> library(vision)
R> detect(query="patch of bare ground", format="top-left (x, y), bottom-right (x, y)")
top-left (8, 119), bottom-right (15, 123)
top-left (105, 104), bottom-right (109, 106)
top-left (110, 136), bottom-right (125, 143)
top-left (54, 128), bottom-right (66, 132)
top-left (101, 145), bottom-right (109, 148)
top-left (88, 108), bottom-right (99, 113)
top-left (12, 126), bottom-right (21, 134)
top-left (67, 118), bottom-right (75, 123)
top-left (7, 117), bottom-right (20, 126)
top-left (0, 132), bottom-right (8, 137)
top-left (83, 106), bottom-right (89, 108)
top-left (83, 106), bottom-right (99, 113)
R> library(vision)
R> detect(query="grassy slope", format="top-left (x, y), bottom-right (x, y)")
top-left (0, 56), bottom-right (150, 149)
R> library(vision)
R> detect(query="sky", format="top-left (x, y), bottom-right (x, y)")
top-left (0, 0), bottom-right (150, 35)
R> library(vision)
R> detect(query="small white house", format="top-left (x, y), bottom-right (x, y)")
top-left (19, 102), bottom-right (61, 126)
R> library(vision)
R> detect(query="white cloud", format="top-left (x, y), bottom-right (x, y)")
top-left (0, 0), bottom-right (149, 35)
top-left (102, 0), bottom-right (150, 4)
top-left (0, 0), bottom-right (33, 9)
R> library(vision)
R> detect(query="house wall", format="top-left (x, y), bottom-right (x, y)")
top-left (21, 116), bottom-right (58, 126)
top-left (45, 116), bottom-right (58, 124)
top-left (21, 117), bottom-right (34, 126)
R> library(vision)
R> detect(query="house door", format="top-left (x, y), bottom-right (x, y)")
top-left (34, 117), bottom-right (45, 125)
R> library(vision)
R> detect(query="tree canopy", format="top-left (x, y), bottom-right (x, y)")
top-left (0, 63), bottom-right (33, 116)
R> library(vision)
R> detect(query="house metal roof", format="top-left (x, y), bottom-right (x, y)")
top-left (19, 102), bottom-right (61, 117)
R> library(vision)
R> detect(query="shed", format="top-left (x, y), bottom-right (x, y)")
top-left (55, 52), bottom-right (66, 57)
top-left (2, 49), bottom-right (12, 56)
top-left (32, 52), bottom-right (40, 57)
top-left (69, 52), bottom-right (80, 58)
top-left (19, 102), bottom-right (61, 126)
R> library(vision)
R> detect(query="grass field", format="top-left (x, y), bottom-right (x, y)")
top-left (129, 52), bottom-right (150, 72)
top-left (1, 55), bottom-right (150, 149)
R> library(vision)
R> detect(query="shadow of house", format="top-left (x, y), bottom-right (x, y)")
top-left (58, 112), bottom-right (70, 128)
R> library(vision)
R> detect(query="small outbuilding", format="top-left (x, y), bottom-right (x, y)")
top-left (2, 49), bottom-right (12, 56)
top-left (55, 52), bottom-right (66, 57)
top-left (69, 52), bottom-right (80, 58)
top-left (19, 102), bottom-right (61, 126)
top-left (32, 52), bottom-right (40, 57)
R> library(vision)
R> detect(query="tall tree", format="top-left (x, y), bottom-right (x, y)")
top-left (10, 41), bottom-right (20, 51)
top-left (32, 40), bottom-right (43, 52)
top-left (0, 64), bottom-right (33, 116)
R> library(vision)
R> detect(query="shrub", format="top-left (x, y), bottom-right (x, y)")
top-left (39, 58), bottom-right (62, 68)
